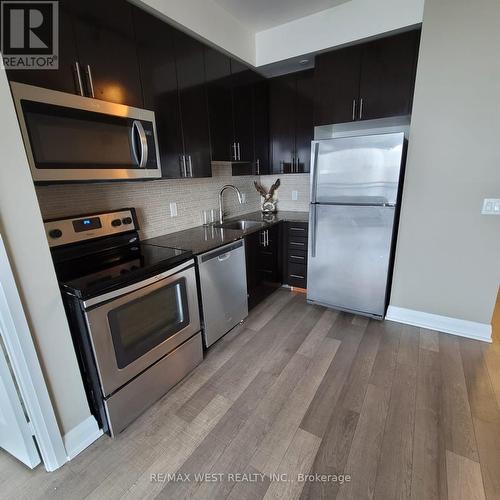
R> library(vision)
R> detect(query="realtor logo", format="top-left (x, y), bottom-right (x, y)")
top-left (1, 1), bottom-right (58, 69)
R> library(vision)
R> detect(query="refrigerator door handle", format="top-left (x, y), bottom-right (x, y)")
top-left (310, 141), bottom-right (320, 203)
top-left (310, 204), bottom-right (317, 258)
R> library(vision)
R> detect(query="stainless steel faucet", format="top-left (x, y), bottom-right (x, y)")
top-left (218, 185), bottom-right (243, 224)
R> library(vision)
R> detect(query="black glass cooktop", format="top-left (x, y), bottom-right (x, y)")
top-left (52, 233), bottom-right (192, 300)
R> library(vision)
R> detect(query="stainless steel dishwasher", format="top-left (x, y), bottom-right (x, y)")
top-left (197, 240), bottom-right (248, 347)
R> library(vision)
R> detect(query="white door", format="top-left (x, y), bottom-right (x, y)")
top-left (0, 332), bottom-right (40, 468)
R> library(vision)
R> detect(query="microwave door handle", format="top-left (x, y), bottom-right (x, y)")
top-left (132, 120), bottom-right (148, 168)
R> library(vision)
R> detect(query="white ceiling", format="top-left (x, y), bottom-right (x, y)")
top-left (212, 0), bottom-right (351, 32)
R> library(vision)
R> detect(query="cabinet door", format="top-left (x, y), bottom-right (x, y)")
top-left (258, 224), bottom-right (281, 284)
top-left (294, 70), bottom-right (314, 173)
top-left (6, 5), bottom-right (79, 94)
top-left (314, 45), bottom-right (362, 126)
top-left (269, 74), bottom-right (295, 173)
top-left (358, 30), bottom-right (420, 120)
top-left (205, 47), bottom-right (233, 161)
top-left (173, 31), bottom-right (212, 178)
top-left (245, 231), bottom-right (261, 310)
top-left (133, 7), bottom-right (184, 178)
top-left (69, 0), bottom-right (143, 107)
top-left (231, 60), bottom-right (254, 163)
top-left (253, 79), bottom-right (270, 175)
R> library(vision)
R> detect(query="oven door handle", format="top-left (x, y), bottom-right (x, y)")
top-left (131, 120), bottom-right (148, 169)
top-left (83, 260), bottom-right (194, 309)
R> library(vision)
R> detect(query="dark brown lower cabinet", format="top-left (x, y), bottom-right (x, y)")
top-left (283, 222), bottom-right (308, 289)
top-left (245, 224), bottom-right (282, 310)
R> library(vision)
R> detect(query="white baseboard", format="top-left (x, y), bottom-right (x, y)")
top-left (386, 305), bottom-right (492, 343)
top-left (63, 415), bottom-right (103, 461)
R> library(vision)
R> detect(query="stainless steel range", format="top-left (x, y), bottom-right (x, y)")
top-left (47, 209), bottom-right (203, 436)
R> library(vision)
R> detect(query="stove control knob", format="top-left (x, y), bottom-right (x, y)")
top-left (111, 219), bottom-right (122, 227)
top-left (122, 217), bottom-right (132, 225)
top-left (49, 229), bottom-right (62, 239)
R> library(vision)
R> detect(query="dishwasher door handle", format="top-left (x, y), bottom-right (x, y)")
top-left (217, 253), bottom-right (230, 262)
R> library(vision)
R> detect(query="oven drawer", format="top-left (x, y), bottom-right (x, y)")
top-left (105, 332), bottom-right (203, 436)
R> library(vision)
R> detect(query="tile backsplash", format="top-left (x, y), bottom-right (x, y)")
top-left (36, 164), bottom-right (311, 239)
top-left (259, 173), bottom-right (310, 212)
top-left (36, 163), bottom-right (259, 239)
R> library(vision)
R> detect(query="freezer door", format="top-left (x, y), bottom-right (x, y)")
top-left (307, 204), bottom-right (395, 317)
top-left (311, 132), bottom-right (405, 205)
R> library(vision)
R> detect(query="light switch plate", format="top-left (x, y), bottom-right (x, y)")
top-left (481, 198), bottom-right (500, 215)
top-left (169, 202), bottom-right (178, 217)
top-left (292, 190), bottom-right (299, 201)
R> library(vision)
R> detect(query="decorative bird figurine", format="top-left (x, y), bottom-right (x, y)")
top-left (254, 179), bottom-right (280, 213)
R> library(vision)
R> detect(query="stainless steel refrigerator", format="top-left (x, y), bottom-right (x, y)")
top-left (307, 131), bottom-right (406, 318)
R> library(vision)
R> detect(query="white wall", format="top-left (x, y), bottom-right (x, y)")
top-left (255, 0), bottom-right (424, 66)
top-left (390, 0), bottom-right (500, 327)
top-left (0, 66), bottom-right (95, 438)
top-left (133, 0), bottom-right (255, 65)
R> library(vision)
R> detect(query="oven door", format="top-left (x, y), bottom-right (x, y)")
top-left (83, 261), bottom-right (200, 397)
top-left (11, 82), bottom-right (161, 182)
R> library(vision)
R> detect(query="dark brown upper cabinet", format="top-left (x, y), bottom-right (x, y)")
top-left (172, 30), bottom-right (212, 178)
top-left (204, 47), bottom-right (233, 162)
top-left (315, 45), bottom-right (362, 125)
top-left (5, 4), bottom-right (80, 95)
top-left (252, 79), bottom-right (270, 175)
top-left (134, 7), bottom-right (212, 178)
top-left (230, 59), bottom-right (255, 163)
top-left (133, 7), bottom-right (184, 178)
top-left (314, 29), bottom-right (420, 125)
top-left (6, 0), bottom-right (143, 107)
top-left (270, 70), bottom-right (314, 174)
top-left (67, 0), bottom-right (143, 107)
top-left (358, 30), bottom-right (421, 120)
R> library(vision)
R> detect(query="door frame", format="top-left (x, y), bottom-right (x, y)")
top-left (0, 233), bottom-right (67, 471)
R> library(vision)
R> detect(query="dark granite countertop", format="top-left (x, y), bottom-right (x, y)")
top-left (143, 210), bottom-right (309, 255)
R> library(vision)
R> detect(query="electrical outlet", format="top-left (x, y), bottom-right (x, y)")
top-left (481, 198), bottom-right (500, 215)
top-left (292, 190), bottom-right (299, 201)
top-left (169, 202), bottom-right (178, 217)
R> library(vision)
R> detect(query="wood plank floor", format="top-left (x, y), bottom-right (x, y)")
top-left (1, 288), bottom-right (499, 500)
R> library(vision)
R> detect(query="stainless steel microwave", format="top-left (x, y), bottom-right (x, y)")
top-left (11, 82), bottom-right (161, 183)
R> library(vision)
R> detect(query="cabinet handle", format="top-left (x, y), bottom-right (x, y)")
top-left (290, 227), bottom-right (306, 232)
top-left (256, 159), bottom-right (260, 175)
top-left (237, 143), bottom-right (241, 161)
top-left (352, 99), bottom-right (356, 121)
top-left (280, 160), bottom-right (284, 174)
top-left (188, 155), bottom-right (193, 177)
top-left (73, 62), bottom-right (84, 96)
top-left (290, 255), bottom-right (305, 260)
top-left (181, 155), bottom-right (188, 177)
top-left (359, 98), bottom-right (364, 120)
top-left (290, 241), bottom-right (305, 246)
top-left (296, 157), bottom-right (300, 173)
top-left (84, 65), bottom-right (95, 98)
top-left (290, 274), bottom-right (305, 279)
top-left (260, 231), bottom-right (265, 246)
top-left (232, 142), bottom-right (237, 160)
